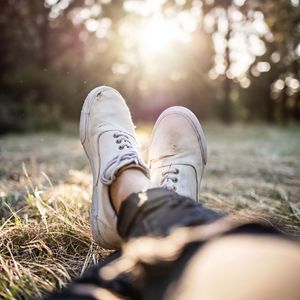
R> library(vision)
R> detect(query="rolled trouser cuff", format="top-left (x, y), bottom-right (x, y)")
top-left (117, 188), bottom-right (222, 240)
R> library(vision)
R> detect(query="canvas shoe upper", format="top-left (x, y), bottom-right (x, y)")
top-left (79, 86), bottom-right (148, 249)
top-left (148, 106), bottom-right (207, 200)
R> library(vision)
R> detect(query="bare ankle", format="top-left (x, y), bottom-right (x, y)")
top-left (110, 168), bottom-right (155, 212)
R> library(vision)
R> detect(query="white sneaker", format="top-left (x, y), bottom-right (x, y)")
top-left (148, 106), bottom-right (207, 200)
top-left (79, 86), bottom-right (148, 249)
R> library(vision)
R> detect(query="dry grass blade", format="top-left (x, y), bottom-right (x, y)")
top-left (0, 124), bottom-right (299, 299)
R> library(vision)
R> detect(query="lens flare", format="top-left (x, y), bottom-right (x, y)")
top-left (137, 15), bottom-right (191, 57)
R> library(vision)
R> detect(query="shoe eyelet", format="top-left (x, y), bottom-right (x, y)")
top-left (173, 178), bottom-right (178, 183)
top-left (119, 145), bottom-right (124, 150)
top-left (113, 133), bottom-right (118, 138)
top-left (175, 169), bottom-right (179, 174)
top-left (116, 140), bottom-right (121, 144)
top-left (173, 186), bottom-right (177, 191)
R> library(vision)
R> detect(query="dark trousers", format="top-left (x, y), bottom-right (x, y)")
top-left (46, 188), bottom-right (287, 300)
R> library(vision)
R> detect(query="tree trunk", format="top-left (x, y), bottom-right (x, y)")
top-left (222, 8), bottom-right (232, 123)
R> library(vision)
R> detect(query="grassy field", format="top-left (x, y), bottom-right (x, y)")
top-left (0, 123), bottom-right (300, 299)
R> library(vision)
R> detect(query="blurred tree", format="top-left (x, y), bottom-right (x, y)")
top-left (0, 0), bottom-right (88, 131)
top-left (244, 0), bottom-right (300, 122)
top-left (0, 0), bottom-right (299, 133)
top-left (202, 0), bottom-right (234, 123)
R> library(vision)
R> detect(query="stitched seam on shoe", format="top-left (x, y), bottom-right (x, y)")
top-left (83, 91), bottom-right (100, 144)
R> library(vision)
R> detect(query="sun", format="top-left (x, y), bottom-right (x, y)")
top-left (137, 14), bottom-right (191, 57)
top-left (138, 16), bottom-right (173, 55)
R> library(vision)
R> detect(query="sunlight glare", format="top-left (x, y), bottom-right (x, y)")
top-left (138, 15), bottom-right (191, 57)
top-left (139, 17), bottom-right (172, 55)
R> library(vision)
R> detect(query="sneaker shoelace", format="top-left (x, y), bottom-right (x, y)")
top-left (160, 166), bottom-right (179, 191)
top-left (101, 132), bottom-right (147, 185)
top-left (113, 133), bottom-right (133, 150)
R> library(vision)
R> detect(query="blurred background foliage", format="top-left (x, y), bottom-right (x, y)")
top-left (0, 0), bottom-right (299, 133)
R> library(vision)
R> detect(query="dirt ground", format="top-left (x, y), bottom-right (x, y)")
top-left (0, 123), bottom-right (299, 299)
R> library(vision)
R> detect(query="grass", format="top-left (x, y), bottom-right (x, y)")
top-left (0, 122), bottom-right (300, 299)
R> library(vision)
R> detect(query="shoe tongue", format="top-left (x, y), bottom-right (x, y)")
top-left (101, 151), bottom-right (148, 185)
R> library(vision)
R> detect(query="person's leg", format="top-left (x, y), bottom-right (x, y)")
top-left (113, 105), bottom-right (221, 240)
top-left (80, 91), bottom-right (218, 246)
top-left (169, 233), bottom-right (300, 300)
top-left (47, 93), bottom-right (218, 300)
top-left (110, 105), bottom-right (210, 214)
top-left (79, 86), bottom-right (150, 249)
top-left (101, 106), bottom-right (300, 300)
top-left (110, 169), bottom-right (155, 212)
top-left (49, 95), bottom-right (300, 300)
top-left (116, 187), bottom-right (222, 240)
